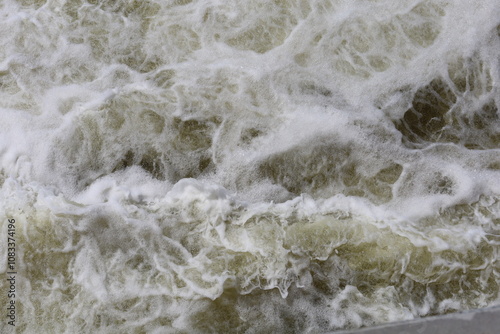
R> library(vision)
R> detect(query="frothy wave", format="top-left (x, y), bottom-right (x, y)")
top-left (1, 0), bottom-right (499, 332)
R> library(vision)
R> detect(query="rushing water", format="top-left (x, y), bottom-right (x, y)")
top-left (0, 0), bottom-right (499, 333)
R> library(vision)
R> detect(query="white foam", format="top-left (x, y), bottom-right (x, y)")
top-left (0, 0), bottom-right (499, 332)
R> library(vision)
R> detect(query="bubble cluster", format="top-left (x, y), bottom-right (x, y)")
top-left (0, 0), bottom-right (500, 333)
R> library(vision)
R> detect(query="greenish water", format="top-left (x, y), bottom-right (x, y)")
top-left (0, 0), bottom-right (499, 333)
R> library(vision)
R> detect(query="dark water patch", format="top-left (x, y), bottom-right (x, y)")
top-left (395, 63), bottom-right (499, 150)
top-left (259, 141), bottom-right (403, 203)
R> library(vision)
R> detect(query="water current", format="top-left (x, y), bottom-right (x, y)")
top-left (0, 0), bottom-right (499, 333)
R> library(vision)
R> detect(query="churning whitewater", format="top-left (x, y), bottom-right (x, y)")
top-left (1, 0), bottom-right (500, 333)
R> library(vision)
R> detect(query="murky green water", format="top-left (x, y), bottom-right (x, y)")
top-left (1, 0), bottom-right (499, 333)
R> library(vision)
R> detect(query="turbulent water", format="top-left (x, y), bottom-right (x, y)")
top-left (0, 0), bottom-right (499, 333)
